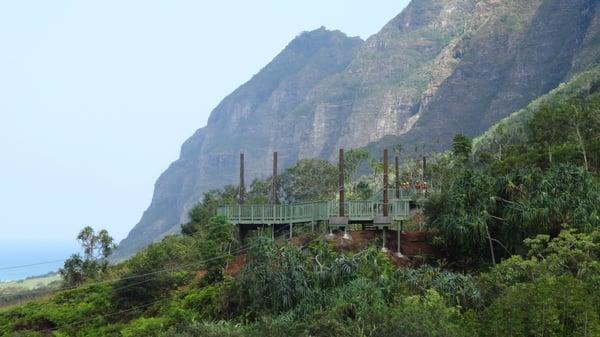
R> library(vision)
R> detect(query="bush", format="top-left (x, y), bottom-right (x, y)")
top-left (397, 265), bottom-right (482, 309)
top-left (376, 290), bottom-right (479, 337)
top-left (163, 321), bottom-right (246, 337)
top-left (483, 275), bottom-right (600, 337)
top-left (121, 317), bottom-right (166, 337)
top-left (112, 235), bottom-right (198, 309)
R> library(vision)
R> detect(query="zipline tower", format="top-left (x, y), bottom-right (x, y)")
top-left (239, 153), bottom-right (245, 204)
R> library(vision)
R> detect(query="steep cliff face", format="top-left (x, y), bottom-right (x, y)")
top-left (115, 29), bottom-right (363, 258)
top-left (115, 0), bottom-right (600, 258)
top-left (290, 0), bottom-right (475, 159)
top-left (373, 0), bottom-right (600, 151)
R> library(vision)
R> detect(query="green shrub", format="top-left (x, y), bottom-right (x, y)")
top-left (121, 317), bottom-right (166, 337)
top-left (163, 321), bottom-right (246, 337)
top-left (376, 290), bottom-right (479, 337)
top-left (483, 275), bottom-right (600, 337)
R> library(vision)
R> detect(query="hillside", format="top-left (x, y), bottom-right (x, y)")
top-left (2, 68), bottom-right (599, 334)
top-left (116, 0), bottom-right (600, 259)
top-left (473, 66), bottom-right (600, 156)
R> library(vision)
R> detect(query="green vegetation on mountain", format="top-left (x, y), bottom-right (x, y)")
top-left (3, 1), bottom-right (600, 336)
top-left (2, 70), bottom-right (599, 336)
top-left (116, 0), bottom-right (600, 260)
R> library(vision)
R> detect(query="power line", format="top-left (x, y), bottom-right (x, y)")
top-left (46, 226), bottom-right (317, 332)
top-left (2, 225), bottom-right (293, 297)
top-left (0, 259), bottom-right (66, 271)
top-left (48, 295), bottom-right (172, 332)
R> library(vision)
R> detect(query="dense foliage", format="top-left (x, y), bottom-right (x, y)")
top-left (2, 227), bottom-right (598, 336)
top-left (425, 88), bottom-right (600, 266)
top-left (1, 76), bottom-right (600, 337)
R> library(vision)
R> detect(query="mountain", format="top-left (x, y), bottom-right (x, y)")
top-left (114, 0), bottom-right (600, 259)
top-left (114, 28), bottom-right (364, 258)
top-left (473, 65), bottom-right (600, 156)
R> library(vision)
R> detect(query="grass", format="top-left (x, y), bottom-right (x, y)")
top-left (0, 273), bottom-right (61, 291)
top-left (0, 273), bottom-right (63, 308)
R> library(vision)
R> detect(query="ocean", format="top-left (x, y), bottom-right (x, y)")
top-left (0, 241), bottom-right (79, 281)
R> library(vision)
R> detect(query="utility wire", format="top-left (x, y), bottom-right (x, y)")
top-left (46, 225), bottom-right (314, 332)
top-left (48, 295), bottom-right (172, 332)
top-left (0, 259), bottom-right (67, 271)
top-left (3, 225), bottom-right (293, 297)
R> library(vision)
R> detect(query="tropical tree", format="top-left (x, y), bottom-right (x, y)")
top-left (237, 238), bottom-right (311, 314)
top-left (452, 134), bottom-right (472, 162)
top-left (60, 226), bottom-right (116, 287)
top-left (182, 187), bottom-right (238, 236)
top-left (425, 168), bottom-right (496, 263)
top-left (280, 159), bottom-right (337, 202)
top-left (344, 148), bottom-right (370, 180)
top-left (197, 215), bottom-right (236, 283)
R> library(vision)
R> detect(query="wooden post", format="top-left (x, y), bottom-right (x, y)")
top-left (395, 153), bottom-right (400, 199)
top-left (422, 155), bottom-right (427, 195)
top-left (422, 156), bottom-right (427, 182)
top-left (239, 153), bottom-right (245, 204)
top-left (383, 149), bottom-right (389, 217)
top-left (339, 148), bottom-right (345, 217)
top-left (271, 152), bottom-right (278, 205)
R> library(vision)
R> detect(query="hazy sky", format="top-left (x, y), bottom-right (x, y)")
top-left (0, 1), bottom-right (409, 248)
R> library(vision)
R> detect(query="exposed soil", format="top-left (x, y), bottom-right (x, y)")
top-left (328, 230), bottom-right (433, 255)
top-left (225, 255), bottom-right (247, 277)
top-left (224, 230), bottom-right (434, 276)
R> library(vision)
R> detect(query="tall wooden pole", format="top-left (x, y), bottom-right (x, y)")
top-left (395, 153), bottom-right (400, 199)
top-left (339, 148), bottom-right (345, 217)
top-left (239, 153), bottom-right (245, 204)
top-left (271, 152), bottom-right (278, 204)
top-left (422, 155), bottom-right (427, 194)
top-left (383, 149), bottom-right (389, 217)
top-left (422, 156), bottom-right (427, 182)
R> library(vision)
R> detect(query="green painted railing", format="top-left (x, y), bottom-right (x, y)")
top-left (327, 200), bottom-right (409, 220)
top-left (217, 202), bottom-right (327, 224)
top-left (218, 199), bottom-right (410, 225)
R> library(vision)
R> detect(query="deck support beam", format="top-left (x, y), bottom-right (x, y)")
top-left (382, 227), bottom-right (388, 252)
top-left (396, 221), bottom-right (403, 257)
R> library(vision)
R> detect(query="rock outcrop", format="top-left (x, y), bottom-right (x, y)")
top-left (115, 0), bottom-right (600, 259)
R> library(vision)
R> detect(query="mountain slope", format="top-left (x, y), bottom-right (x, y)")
top-left (473, 66), bottom-right (600, 156)
top-left (115, 0), bottom-right (600, 258)
top-left (370, 0), bottom-right (600, 152)
top-left (114, 29), bottom-right (363, 258)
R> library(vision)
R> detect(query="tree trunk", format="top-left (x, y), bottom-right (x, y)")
top-left (485, 225), bottom-right (496, 266)
top-left (574, 124), bottom-right (588, 171)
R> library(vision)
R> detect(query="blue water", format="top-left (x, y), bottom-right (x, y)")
top-left (0, 241), bottom-right (79, 281)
